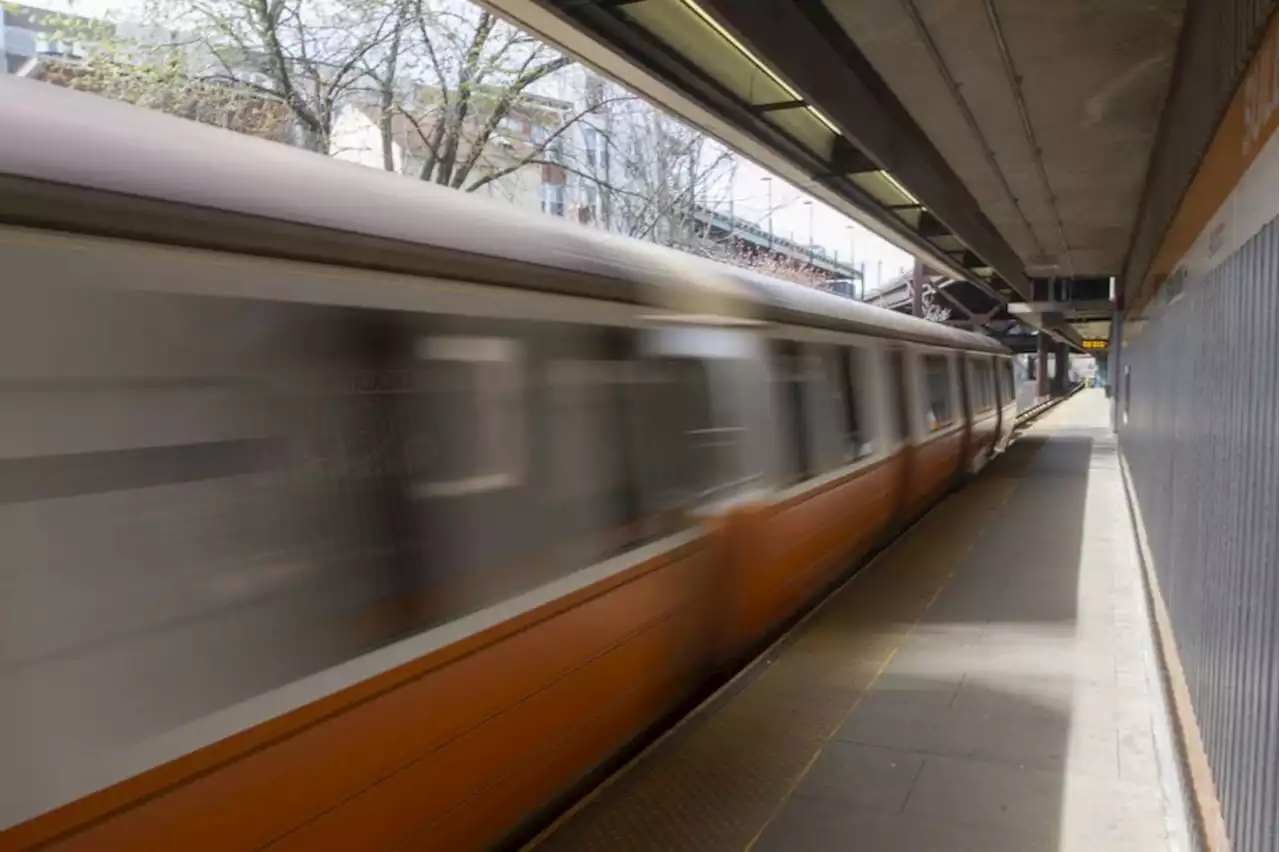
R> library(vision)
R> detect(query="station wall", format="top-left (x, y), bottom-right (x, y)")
top-left (1117, 15), bottom-right (1277, 852)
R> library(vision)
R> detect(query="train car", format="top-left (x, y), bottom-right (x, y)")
top-left (0, 77), bottom-right (1015, 851)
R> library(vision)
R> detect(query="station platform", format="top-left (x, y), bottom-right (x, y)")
top-left (527, 390), bottom-right (1187, 852)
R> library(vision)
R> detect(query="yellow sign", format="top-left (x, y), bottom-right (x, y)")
top-left (1082, 339), bottom-right (1108, 351)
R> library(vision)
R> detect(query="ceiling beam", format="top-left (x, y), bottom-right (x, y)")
top-left (827, 137), bottom-right (877, 177)
top-left (754, 98), bottom-right (808, 112)
top-left (917, 209), bottom-right (949, 239)
top-left (946, 249), bottom-right (986, 268)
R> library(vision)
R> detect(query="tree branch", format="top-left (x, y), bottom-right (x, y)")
top-left (471, 158), bottom-right (651, 202)
top-left (461, 94), bottom-right (633, 193)
top-left (431, 9), bottom-right (496, 184)
top-left (447, 49), bottom-right (571, 188)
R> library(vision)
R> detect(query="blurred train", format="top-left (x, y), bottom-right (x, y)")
top-left (0, 78), bottom-right (1016, 851)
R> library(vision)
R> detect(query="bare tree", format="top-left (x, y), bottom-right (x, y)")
top-left (17, 6), bottom-right (298, 141)
top-left (376, 4), bottom-right (572, 190)
top-left (716, 244), bottom-right (832, 287)
top-left (553, 82), bottom-right (736, 245)
top-left (21, 0), bottom-right (886, 301)
top-left (141, 0), bottom-right (405, 152)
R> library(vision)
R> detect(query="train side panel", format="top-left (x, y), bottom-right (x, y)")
top-left (2, 230), bottom-right (1010, 851)
top-left (12, 537), bottom-right (717, 852)
top-left (722, 451), bottom-right (906, 650)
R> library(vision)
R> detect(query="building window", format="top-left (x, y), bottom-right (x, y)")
top-left (541, 182), bottom-right (565, 217)
top-left (583, 125), bottom-right (599, 169)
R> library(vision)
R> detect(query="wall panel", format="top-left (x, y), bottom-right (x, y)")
top-left (1120, 216), bottom-right (1278, 852)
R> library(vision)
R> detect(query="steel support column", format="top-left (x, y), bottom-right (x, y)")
top-left (1036, 332), bottom-right (1050, 398)
top-left (911, 260), bottom-right (925, 317)
top-left (1052, 341), bottom-right (1069, 396)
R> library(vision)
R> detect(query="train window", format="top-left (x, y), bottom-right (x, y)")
top-left (632, 326), bottom-right (761, 509)
top-left (973, 358), bottom-right (994, 412)
top-left (409, 336), bottom-right (524, 497)
top-left (812, 345), bottom-right (851, 467)
top-left (834, 346), bottom-right (872, 461)
top-left (771, 339), bottom-right (811, 484)
top-left (922, 354), bottom-right (954, 431)
top-left (547, 359), bottom-right (622, 501)
top-left (701, 358), bottom-right (761, 500)
top-left (627, 356), bottom-right (719, 510)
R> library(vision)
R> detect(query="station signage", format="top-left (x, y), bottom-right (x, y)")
top-left (1081, 339), bottom-right (1108, 351)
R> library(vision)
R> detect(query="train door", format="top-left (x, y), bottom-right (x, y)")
top-left (956, 353), bottom-right (974, 481)
top-left (885, 345), bottom-right (914, 527)
top-left (770, 338), bottom-right (813, 486)
top-left (886, 346), bottom-right (912, 445)
top-left (990, 355), bottom-right (1005, 452)
top-left (348, 311), bottom-right (426, 636)
top-left (997, 356), bottom-right (1017, 449)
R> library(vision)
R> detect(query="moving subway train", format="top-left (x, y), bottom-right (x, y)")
top-left (0, 78), bottom-right (1016, 850)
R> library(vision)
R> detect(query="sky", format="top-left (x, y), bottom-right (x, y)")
top-left (722, 157), bottom-right (912, 290)
top-left (23, 0), bottom-right (914, 290)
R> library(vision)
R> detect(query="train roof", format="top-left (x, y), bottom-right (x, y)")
top-left (0, 76), bottom-right (1005, 355)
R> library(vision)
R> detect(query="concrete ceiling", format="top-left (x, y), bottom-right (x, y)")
top-left (822, 0), bottom-right (1183, 278)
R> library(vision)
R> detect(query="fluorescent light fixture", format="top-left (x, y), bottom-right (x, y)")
top-left (806, 106), bottom-right (841, 135)
top-left (880, 170), bottom-right (919, 206)
top-left (677, 0), bottom-right (800, 98)
top-left (678, 0), bottom-right (842, 137)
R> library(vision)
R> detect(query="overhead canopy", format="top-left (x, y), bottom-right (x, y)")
top-left (486, 0), bottom-right (1185, 347)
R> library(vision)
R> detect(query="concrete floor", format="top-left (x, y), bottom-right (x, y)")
top-left (533, 390), bottom-right (1187, 852)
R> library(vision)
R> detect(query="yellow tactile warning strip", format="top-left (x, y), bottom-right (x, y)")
top-left (528, 440), bottom-right (1044, 852)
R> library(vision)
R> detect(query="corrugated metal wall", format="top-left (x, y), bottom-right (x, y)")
top-left (1123, 0), bottom-right (1276, 295)
top-left (1119, 217), bottom-right (1278, 852)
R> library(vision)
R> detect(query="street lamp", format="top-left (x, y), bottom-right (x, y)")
top-left (803, 200), bottom-right (814, 262)
top-left (845, 224), bottom-right (856, 292)
top-left (760, 176), bottom-right (773, 249)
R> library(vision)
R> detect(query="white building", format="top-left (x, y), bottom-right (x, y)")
top-left (331, 92), bottom-right (579, 218)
